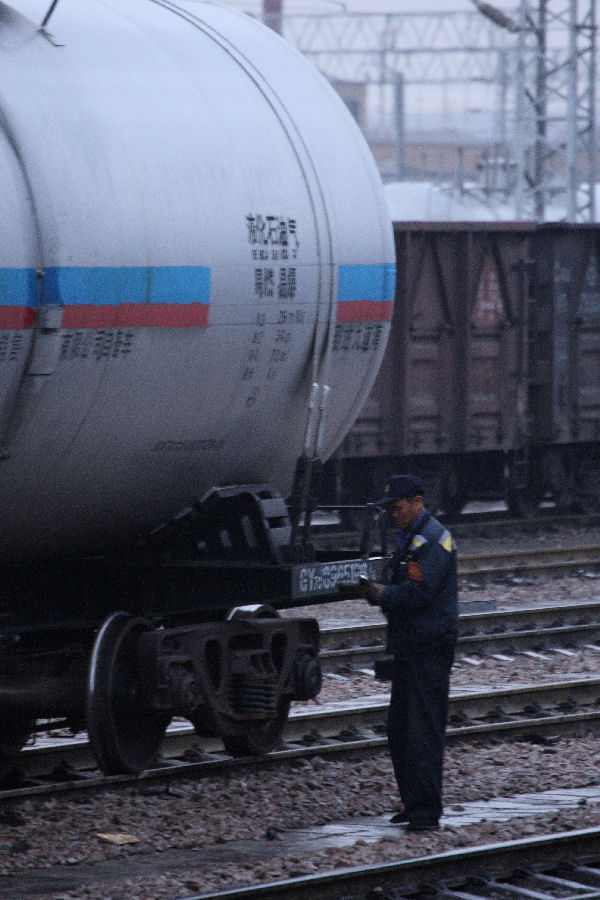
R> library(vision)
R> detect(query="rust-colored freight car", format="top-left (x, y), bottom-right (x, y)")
top-left (327, 222), bottom-right (600, 516)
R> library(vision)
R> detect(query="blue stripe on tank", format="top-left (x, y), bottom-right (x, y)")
top-left (337, 263), bottom-right (396, 303)
top-left (0, 268), bottom-right (38, 305)
top-left (44, 266), bottom-right (211, 306)
top-left (0, 265), bottom-right (211, 307)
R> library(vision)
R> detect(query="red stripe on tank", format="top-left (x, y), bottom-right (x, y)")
top-left (61, 303), bottom-right (210, 329)
top-left (0, 307), bottom-right (37, 329)
top-left (336, 299), bottom-right (394, 323)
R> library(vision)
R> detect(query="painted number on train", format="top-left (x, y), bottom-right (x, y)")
top-left (292, 559), bottom-right (384, 598)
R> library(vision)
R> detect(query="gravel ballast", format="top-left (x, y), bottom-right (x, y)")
top-left (2, 522), bottom-right (600, 899)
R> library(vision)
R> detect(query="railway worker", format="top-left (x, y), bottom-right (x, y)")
top-left (337, 474), bottom-right (458, 832)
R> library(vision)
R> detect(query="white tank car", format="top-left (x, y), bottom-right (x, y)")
top-left (0, 0), bottom-right (395, 562)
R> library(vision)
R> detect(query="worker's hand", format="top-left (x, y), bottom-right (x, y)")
top-left (336, 581), bottom-right (365, 599)
top-left (336, 578), bottom-right (384, 605)
top-left (360, 579), bottom-right (385, 606)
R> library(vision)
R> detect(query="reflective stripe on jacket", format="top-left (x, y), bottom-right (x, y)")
top-left (380, 509), bottom-right (459, 654)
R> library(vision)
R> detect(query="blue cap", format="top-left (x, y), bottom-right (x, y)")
top-left (374, 474), bottom-right (425, 506)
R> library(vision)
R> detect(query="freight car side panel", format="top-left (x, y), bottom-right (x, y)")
top-left (576, 247), bottom-right (600, 441)
top-left (538, 227), bottom-right (600, 446)
top-left (402, 230), bottom-right (457, 455)
top-left (341, 224), bottom-right (532, 463)
top-left (466, 237), bottom-right (523, 452)
top-left (333, 221), bottom-right (600, 514)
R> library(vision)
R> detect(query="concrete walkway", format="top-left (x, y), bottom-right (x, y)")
top-left (2, 785), bottom-right (600, 899)
top-left (286, 784), bottom-right (600, 849)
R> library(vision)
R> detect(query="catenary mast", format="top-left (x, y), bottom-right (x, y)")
top-left (272, 2), bottom-right (596, 222)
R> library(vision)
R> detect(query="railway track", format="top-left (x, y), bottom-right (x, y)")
top-left (314, 542), bottom-right (600, 578)
top-left (183, 827), bottom-right (600, 900)
top-left (459, 545), bottom-right (600, 577)
top-left (313, 511), bottom-right (600, 553)
top-left (4, 589), bottom-right (600, 900)
top-left (3, 599), bottom-right (600, 799)
top-left (4, 668), bottom-right (600, 802)
top-left (319, 599), bottom-right (600, 671)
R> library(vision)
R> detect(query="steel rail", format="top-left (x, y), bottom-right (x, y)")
top-left (284, 676), bottom-right (600, 735)
top-left (180, 828), bottom-right (600, 900)
top-left (320, 600), bottom-right (600, 648)
top-left (312, 539), bottom-right (600, 577)
top-left (459, 545), bottom-right (600, 577)
top-left (4, 674), bottom-right (600, 801)
top-left (2, 707), bottom-right (597, 804)
top-left (6, 601), bottom-right (600, 797)
top-left (321, 623), bottom-right (600, 670)
top-left (314, 510), bottom-right (600, 546)
top-left (459, 601), bottom-right (600, 634)
top-left (319, 600), bottom-right (600, 670)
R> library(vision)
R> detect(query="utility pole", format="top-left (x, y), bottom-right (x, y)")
top-left (478, 0), bottom-right (596, 222)
top-left (263, 0), bottom-right (282, 35)
top-left (279, 3), bottom-right (596, 221)
top-left (528, 0), bottom-right (595, 222)
top-left (533, 0), bottom-right (548, 221)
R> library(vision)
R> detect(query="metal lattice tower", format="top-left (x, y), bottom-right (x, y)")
top-left (282, 9), bottom-right (514, 88)
top-left (275, 3), bottom-right (597, 222)
top-left (513, 1), bottom-right (596, 221)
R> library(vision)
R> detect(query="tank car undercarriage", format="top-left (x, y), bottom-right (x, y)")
top-left (0, 480), bottom-right (384, 775)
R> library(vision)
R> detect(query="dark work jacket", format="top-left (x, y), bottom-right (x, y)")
top-left (380, 509), bottom-right (459, 656)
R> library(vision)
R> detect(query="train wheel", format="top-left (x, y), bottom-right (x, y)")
top-left (221, 604), bottom-right (291, 757)
top-left (222, 697), bottom-right (291, 757)
top-left (86, 612), bottom-right (170, 775)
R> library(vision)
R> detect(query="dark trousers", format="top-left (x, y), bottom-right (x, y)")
top-left (387, 640), bottom-right (455, 824)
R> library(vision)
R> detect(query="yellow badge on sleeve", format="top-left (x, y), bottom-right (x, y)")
top-left (407, 561), bottom-right (424, 582)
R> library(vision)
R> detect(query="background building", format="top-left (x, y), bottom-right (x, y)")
top-left (222, 1), bottom-right (598, 222)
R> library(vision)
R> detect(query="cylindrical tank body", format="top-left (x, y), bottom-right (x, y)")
top-left (0, 0), bottom-right (395, 561)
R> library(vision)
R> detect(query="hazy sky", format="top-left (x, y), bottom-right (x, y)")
top-left (218, 0), bottom-right (511, 129)
top-left (220, 0), bottom-right (482, 13)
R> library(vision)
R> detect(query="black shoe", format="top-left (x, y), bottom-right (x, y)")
top-left (406, 819), bottom-right (439, 832)
top-left (389, 811), bottom-right (409, 824)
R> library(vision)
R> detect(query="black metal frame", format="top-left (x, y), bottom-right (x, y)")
top-left (0, 484), bottom-right (387, 635)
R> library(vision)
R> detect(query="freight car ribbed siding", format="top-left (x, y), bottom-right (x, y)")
top-left (330, 222), bottom-right (600, 517)
top-left (531, 225), bottom-right (600, 447)
top-left (529, 224), bottom-right (600, 513)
